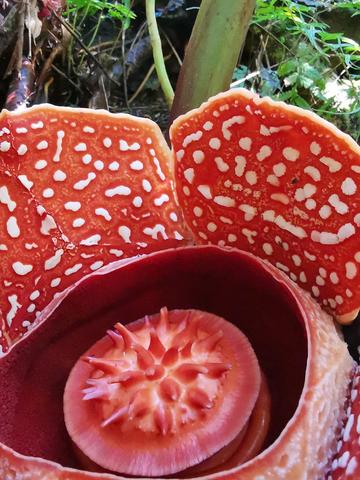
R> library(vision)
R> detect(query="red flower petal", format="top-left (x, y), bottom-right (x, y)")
top-left (0, 170), bottom-right (65, 353)
top-left (0, 106), bottom-right (189, 350)
top-left (331, 366), bottom-right (360, 479)
top-left (0, 246), bottom-right (353, 479)
top-left (170, 89), bottom-right (360, 322)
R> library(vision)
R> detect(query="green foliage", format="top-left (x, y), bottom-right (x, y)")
top-left (66, 0), bottom-right (136, 23)
top-left (236, 0), bottom-right (360, 139)
top-left (63, 0), bottom-right (136, 90)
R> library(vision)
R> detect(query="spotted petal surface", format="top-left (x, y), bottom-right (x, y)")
top-left (0, 106), bottom-right (189, 352)
top-left (170, 89), bottom-right (360, 320)
top-left (330, 366), bottom-right (360, 479)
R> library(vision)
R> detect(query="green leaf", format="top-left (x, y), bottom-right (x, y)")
top-left (232, 65), bottom-right (249, 82)
top-left (302, 63), bottom-right (322, 82)
top-left (284, 72), bottom-right (298, 87)
top-left (65, 0), bottom-right (135, 23)
top-left (277, 59), bottom-right (298, 77)
top-left (276, 90), bottom-right (296, 102)
top-left (293, 96), bottom-right (311, 109)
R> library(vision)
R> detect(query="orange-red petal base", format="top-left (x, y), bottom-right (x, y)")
top-left (0, 246), bottom-right (353, 480)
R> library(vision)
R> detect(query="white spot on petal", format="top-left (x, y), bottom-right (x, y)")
top-left (73, 218), bottom-right (85, 228)
top-left (197, 185), bottom-right (212, 199)
top-left (12, 261), bottom-right (33, 275)
top-left (341, 177), bottom-right (357, 196)
top-left (80, 234), bottom-right (101, 246)
top-left (109, 161), bottom-right (119, 171)
top-left (235, 155), bottom-right (246, 177)
top-left (36, 140), bottom-right (48, 150)
top-left (74, 142), bottom-right (87, 152)
top-left (95, 207), bottom-right (112, 220)
top-left (239, 137), bottom-right (252, 151)
top-left (213, 196), bottom-right (235, 207)
top-left (7, 216), bottom-right (20, 238)
top-left (192, 150), bottom-right (205, 164)
top-left (154, 194), bottom-right (170, 206)
top-left (310, 142), bottom-right (321, 155)
top-left (283, 147), bottom-right (299, 162)
top-left (105, 185), bottom-right (131, 197)
top-left (53, 170), bottom-right (67, 181)
top-left (256, 145), bottom-right (272, 161)
top-left (132, 196), bottom-right (143, 208)
top-left (64, 201), bottom-right (81, 211)
top-left (0, 141), bottom-right (11, 152)
top-left (118, 225), bottom-right (131, 243)
top-left (214, 157), bottom-right (229, 172)
top-left (130, 160), bottom-right (144, 171)
top-left (209, 137), bottom-right (221, 150)
top-left (184, 168), bottom-right (195, 184)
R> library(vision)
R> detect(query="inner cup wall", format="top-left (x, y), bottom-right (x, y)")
top-left (0, 247), bottom-right (307, 471)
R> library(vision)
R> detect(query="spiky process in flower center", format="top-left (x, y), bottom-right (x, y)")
top-left (65, 306), bottom-right (260, 476)
top-left (82, 307), bottom-right (231, 435)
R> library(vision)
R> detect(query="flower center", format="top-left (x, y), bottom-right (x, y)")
top-left (82, 308), bottom-right (231, 435)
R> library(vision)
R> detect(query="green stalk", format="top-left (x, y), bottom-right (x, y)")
top-left (170, 0), bottom-right (256, 121)
top-left (146, 0), bottom-right (174, 107)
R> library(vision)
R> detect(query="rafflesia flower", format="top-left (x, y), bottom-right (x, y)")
top-left (0, 89), bottom-right (360, 479)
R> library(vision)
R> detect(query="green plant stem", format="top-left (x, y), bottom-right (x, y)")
top-left (170, 0), bottom-right (256, 121)
top-left (78, 1), bottom-right (91, 29)
top-left (67, 9), bottom-right (78, 73)
top-left (145, 0), bottom-right (174, 107)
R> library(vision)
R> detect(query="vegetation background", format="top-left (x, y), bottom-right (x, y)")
top-left (0, 0), bottom-right (359, 139)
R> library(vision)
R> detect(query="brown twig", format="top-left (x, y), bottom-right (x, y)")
top-left (36, 43), bottom-right (63, 89)
top-left (128, 63), bottom-right (155, 104)
top-left (129, 21), bottom-right (147, 53)
top-left (160, 28), bottom-right (182, 67)
top-left (51, 64), bottom-right (83, 92)
top-left (50, 8), bottom-right (122, 89)
top-left (129, 53), bottom-right (172, 105)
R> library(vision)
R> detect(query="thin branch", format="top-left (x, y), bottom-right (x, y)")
top-left (254, 22), bottom-right (294, 56)
top-left (51, 64), bottom-right (83, 92)
top-left (50, 8), bottom-right (122, 89)
top-left (26, 0), bottom-right (32, 59)
top-left (230, 70), bottom-right (260, 88)
top-left (37, 44), bottom-right (63, 88)
top-left (145, 0), bottom-right (174, 107)
top-left (128, 63), bottom-right (155, 104)
top-left (122, 26), bottom-right (129, 109)
top-left (99, 74), bottom-right (109, 110)
top-left (160, 28), bottom-right (182, 66)
top-left (129, 53), bottom-right (172, 105)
